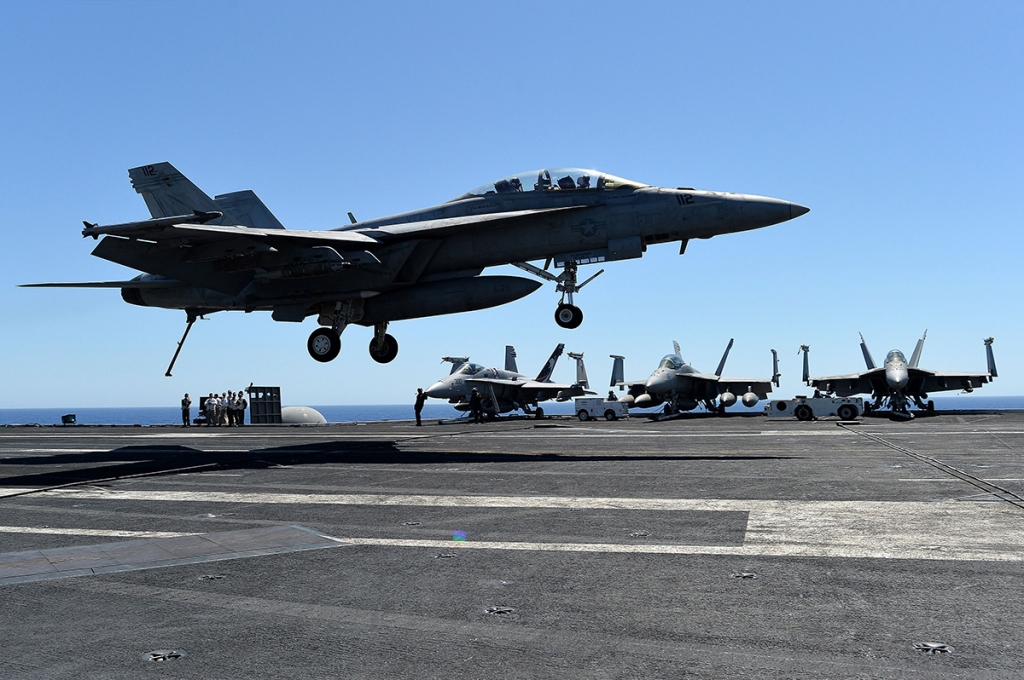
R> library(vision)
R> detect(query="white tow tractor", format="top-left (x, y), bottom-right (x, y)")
top-left (765, 396), bottom-right (863, 421)
top-left (575, 397), bottom-right (629, 421)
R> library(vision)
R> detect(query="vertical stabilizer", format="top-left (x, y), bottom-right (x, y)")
top-left (985, 337), bottom-right (998, 378)
top-left (505, 346), bottom-right (518, 373)
top-left (714, 338), bottom-right (734, 376)
top-left (800, 345), bottom-right (810, 384)
top-left (771, 349), bottom-right (781, 387)
top-left (859, 333), bottom-right (877, 370)
top-left (535, 343), bottom-right (564, 382)
top-left (610, 355), bottom-right (625, 387)
top-left (567, 352), bottom-right (589, 388)
top-left (909, 329), bottom-right (927, 368)
top-left (129, 163), bottom-right (231, 222)
top-left (214, 190), bottom-right (286, 230)
top-left (672, 340), bottom-right (682, 358)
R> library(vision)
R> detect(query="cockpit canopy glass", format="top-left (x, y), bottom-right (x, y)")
top-left (458, 168), bottom-right (647, 199)
top-left (658, 354), bottom-right (684, 370)
top-left (455, 362), bottom-right (485, 376)
top-left (885, 350), bottom-right (907, 364)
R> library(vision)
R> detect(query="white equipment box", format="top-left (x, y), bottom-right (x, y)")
top-left (574, 398), bottom-right (629, 421)
top-left (765, 396), bottom-right (863, 421)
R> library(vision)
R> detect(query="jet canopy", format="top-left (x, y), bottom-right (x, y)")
top-left (885, 350), bottom-right (907, 364)
top-left (458, 168), bottom-right (647, 199)
top-left (659, 354), bottom-right (685, 370)
top-left (453, 362), bottom-right (485, 376)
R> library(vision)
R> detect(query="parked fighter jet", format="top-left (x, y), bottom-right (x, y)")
top-left (23, 163), bottom-right (808, 374)
top-left (801, 332), bottom-right (997, 417)
top-left (612, 340), bottom-right (780, 414)
top-left (424, 344), bottom-right (590, 417)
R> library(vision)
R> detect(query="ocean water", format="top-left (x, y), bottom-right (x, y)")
top-left (1, 395), bottom-right (1022, 426)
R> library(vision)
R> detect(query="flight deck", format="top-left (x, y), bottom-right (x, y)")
top-left (2, 413), bottom-right (1023, 678)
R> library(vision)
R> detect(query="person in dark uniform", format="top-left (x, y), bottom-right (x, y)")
top-left (414, 388), bottom-right (427, 426)
top-left (469, 388), bottom-right (484, 424)
top-left (181, 393), bottom-right (192, 427)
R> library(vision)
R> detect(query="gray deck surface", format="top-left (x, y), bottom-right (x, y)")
top-left (1, 411), bottom-right (1023, 678)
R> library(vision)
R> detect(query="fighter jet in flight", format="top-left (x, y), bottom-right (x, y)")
top-left (612, 340), bottom-right (780, 414)
top-left (424, 344), bottom-right (590, 418)
top-left (24, 163), bottom-right (808, 373)
top-left (801, 332), bottom-right (997, 417)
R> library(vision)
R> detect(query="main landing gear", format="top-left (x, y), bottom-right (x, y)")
top-left (368, 323), bottom-right (399, 364)
top-left (307, 327), bottom-right (341, 363)
top-left (512, 260), bottom-right (604, 330)
top-left (307, 303), bottom-right (398, 365)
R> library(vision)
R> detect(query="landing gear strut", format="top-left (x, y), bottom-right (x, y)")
top-left (512, 260), bottom-right (604, 330)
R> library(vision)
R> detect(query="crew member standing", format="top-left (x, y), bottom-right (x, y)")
top-left (237, 388), bottom-right (248, 425)
top-left (414, 388), bottom-right (427, 426)
top-left (469, 388), bottom-right (484, 424)
top-left (181, 393), bottom-right (192, 427)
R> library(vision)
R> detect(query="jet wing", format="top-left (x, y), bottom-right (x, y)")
top-left (20, 278), bottom-right (181, 289)
top-left (806, 369), bottom-right (884, 396)
top-left (360, 206), bottom-right (588, 238)
top-left (518, 380), bottom-right (578, 392)
top-left (467, 378), bottom-right (580, 393)
top-left (907, 368), bottom-right (993, 394)
top-left (466, 378), bottom-right (526, 388)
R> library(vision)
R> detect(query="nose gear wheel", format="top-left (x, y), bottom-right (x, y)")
top-left (555, 304), bottom-right (583, 329)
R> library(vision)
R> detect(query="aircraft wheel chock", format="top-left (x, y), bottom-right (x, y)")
top-left (308, 328), bottom-right (341, 363)
top-left (369, 333), bottom-right (399, 364)
top-left (555, 304), bottom-right (583, 329)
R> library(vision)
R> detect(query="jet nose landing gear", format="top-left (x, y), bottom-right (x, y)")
top-left (512, 260), bottom-right (603, 330)
top-left (555, 303), bottom-right (583, 329)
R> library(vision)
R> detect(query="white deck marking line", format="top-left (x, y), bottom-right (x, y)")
top-left (30, 489), bottom-right (1024, 562)
top-left (0, 525), bottom-right (191, 538)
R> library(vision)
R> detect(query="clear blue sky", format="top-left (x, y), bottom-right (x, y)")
top-left (1, 1), bottom-right (1021, 408)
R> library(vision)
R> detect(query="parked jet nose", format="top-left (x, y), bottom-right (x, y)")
top-left (886, 366), bottom-right (909, 391)
top-left (645, 371), bottom-right (674, 396)
top-left (424, 381), bottom-right (452, 399)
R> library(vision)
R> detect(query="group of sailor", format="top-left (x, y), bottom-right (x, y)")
top-left (180, 391), bottom-right (248, 426)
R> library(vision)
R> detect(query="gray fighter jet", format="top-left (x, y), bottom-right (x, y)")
top-left (801, 332), bottom-right (997, 417)
top-left (24, 163), bottom-right (808, 373)
top-left (612, 340), bottom-right (780, 414)
top-left (424, 344), bottom-right (589, 417)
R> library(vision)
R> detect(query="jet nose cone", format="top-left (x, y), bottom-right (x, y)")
top-left (887, 368), bottom-right (909, 390)
top-left (790, 203), bottom-right (810, 219)
top-left (424, 381), bottom-right (448, 399)
top-left (645, 372), bottom-right (672, 395)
